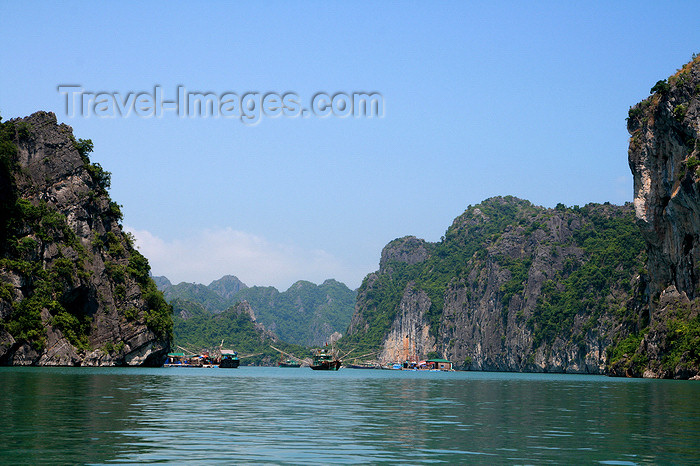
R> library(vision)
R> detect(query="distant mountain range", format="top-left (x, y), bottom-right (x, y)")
top-left (169, 298), bottom-right (307, 365)
top-left (155, 275), bottom-right (356, 346)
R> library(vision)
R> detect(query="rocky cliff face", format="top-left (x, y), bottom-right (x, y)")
top-left (344, 197), bottom-right (645, 373)
top-left (377, 283), bottom-right (435, 363)
top-left (208, 275), bottom-right (248, 300)
top-left (617, 55), bottom-right (700, 378)
top-left (0, 111), bottom-right (172, 366)
top-left (344, 57), bottom-right (700, 379)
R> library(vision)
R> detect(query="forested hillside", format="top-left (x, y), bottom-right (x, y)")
top-left (157, 276), bottom-right (356, 346)
top-left (234, 279), bottom-right (356, 345)
top-left (171, 298), bottom-right (307, 365)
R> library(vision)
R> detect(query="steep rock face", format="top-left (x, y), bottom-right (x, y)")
top-left (343, 197), bottom-right (644, 373)
top-left (346, 273), bottom-right (378, 336)
top-left (628, 56), bottom-right (700, 300)
top-left (378, 283), bottom-right (436, 362)
top-left (347, 238), bottom-right (430, 342)
top-left (620, 55), bottom-right (700, 378)
top-left (0, 112), bottom-right (172, 366)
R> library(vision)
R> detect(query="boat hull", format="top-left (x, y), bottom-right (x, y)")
top-left (310, 360), bottom-right (341, 371)
top-left (219, 358), bottom-right (240, 368)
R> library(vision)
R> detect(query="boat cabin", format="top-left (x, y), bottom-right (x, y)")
top-left (426, 358), bottom-right (453, 370)
top-left (164, 352), bottom-right (188, 366)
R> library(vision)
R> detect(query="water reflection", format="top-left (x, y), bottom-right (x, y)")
top-left (0, 368), bottom-right (158, 464)
top-left (1, 368), bottom-right (699, 464)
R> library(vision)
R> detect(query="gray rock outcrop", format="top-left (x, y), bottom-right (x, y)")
top-left (0, 111), bottom-right (171, 366)
top-left (616, 55), bottom-right (700, 378)
top-left (345, 197), bottom-right (644, 374)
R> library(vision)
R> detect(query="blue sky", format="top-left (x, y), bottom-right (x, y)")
top-left (1, 2), bottom-right (699, 290)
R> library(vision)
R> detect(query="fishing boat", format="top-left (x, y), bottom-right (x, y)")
top-left (342, 350), bottom-right (379, 369)
top-left (278, 358), bottom-right (301, 368)
top-left (163, 351), bottom-right (215, 367)
top-left (310, 348), bottom-right (341, 371)
top-left (345, 362), bottom-right (380, 369)
top-left (164, 352), bottom-right (191, 367)
top-left (218, 349), bottom-right (240, 368)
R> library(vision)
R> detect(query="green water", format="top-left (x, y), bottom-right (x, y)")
top-left (0, 367), bottom-right (698, 464)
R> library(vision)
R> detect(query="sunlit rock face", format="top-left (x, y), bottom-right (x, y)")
top-left (628, 56), bottom-right (700, 301)
top-left (621, 56), bottom-right (700, 379)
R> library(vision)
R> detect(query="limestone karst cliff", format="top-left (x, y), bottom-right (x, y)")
top-left (344, 197), bottom-right (645, 373)
top-left (0, 111), bottom-right (172, 366)
top-left (344, 56), bottom-right (700, 379)
top-left (616, 54), bottom-right (700, 378)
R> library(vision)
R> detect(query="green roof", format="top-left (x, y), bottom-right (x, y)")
top-left (427, 358), bottom-right (451, 363)
top-left (168, 352), bottom-right (185, 357)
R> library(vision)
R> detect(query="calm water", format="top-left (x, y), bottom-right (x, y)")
top-left (0, 367), bottom-right (699, 464)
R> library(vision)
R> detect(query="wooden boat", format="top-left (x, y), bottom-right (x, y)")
top-left (345, 362), bottom-right (380, 369)
top-left (164, 351), bottom-right (215, 367)
top-left (341, 351), bottom-right (378, 369)
top-left (218, 349), bottom-right (240, 368)
top-left (310, 348), bottom-right (341, 371)
top-left (270, 345), bottom-right (309, 367)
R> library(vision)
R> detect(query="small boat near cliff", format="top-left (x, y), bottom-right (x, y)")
top-left (164, 352), bottom-right (191, 367)
top-left (163, 345), bottom-right (241, 368)
top-left (345, 362), bottom-right (381, 369)
top-left (218, 349), bottom-right (240, 368)
top-left (310, 348), bottom-right (341, 371)
top-left (163, 351), bottom-right (216, 367)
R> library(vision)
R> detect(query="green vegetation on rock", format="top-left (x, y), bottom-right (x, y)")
top-left (171, 298), bottom-right (307, 365)
top-left (664, 310), bottom-right (700, 371)
top-left (235, 279), bottom-right (356, 346)
top-left (341, 197), bottom-right (646, 364)
top-left (528, 206), bottom-right (646, 346)
top-left (0, 113), bottom-right (172, 364)
top-left (160, 277), bottom-right (356, 347)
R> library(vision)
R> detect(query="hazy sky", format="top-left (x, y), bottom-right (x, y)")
top-left (2, 2), bottom-right (699, 290)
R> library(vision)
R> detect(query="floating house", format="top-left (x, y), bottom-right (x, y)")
top-left (164, 352), bottom-right (188, 366)
top-left (425, 358), bottom-right (453, 371)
